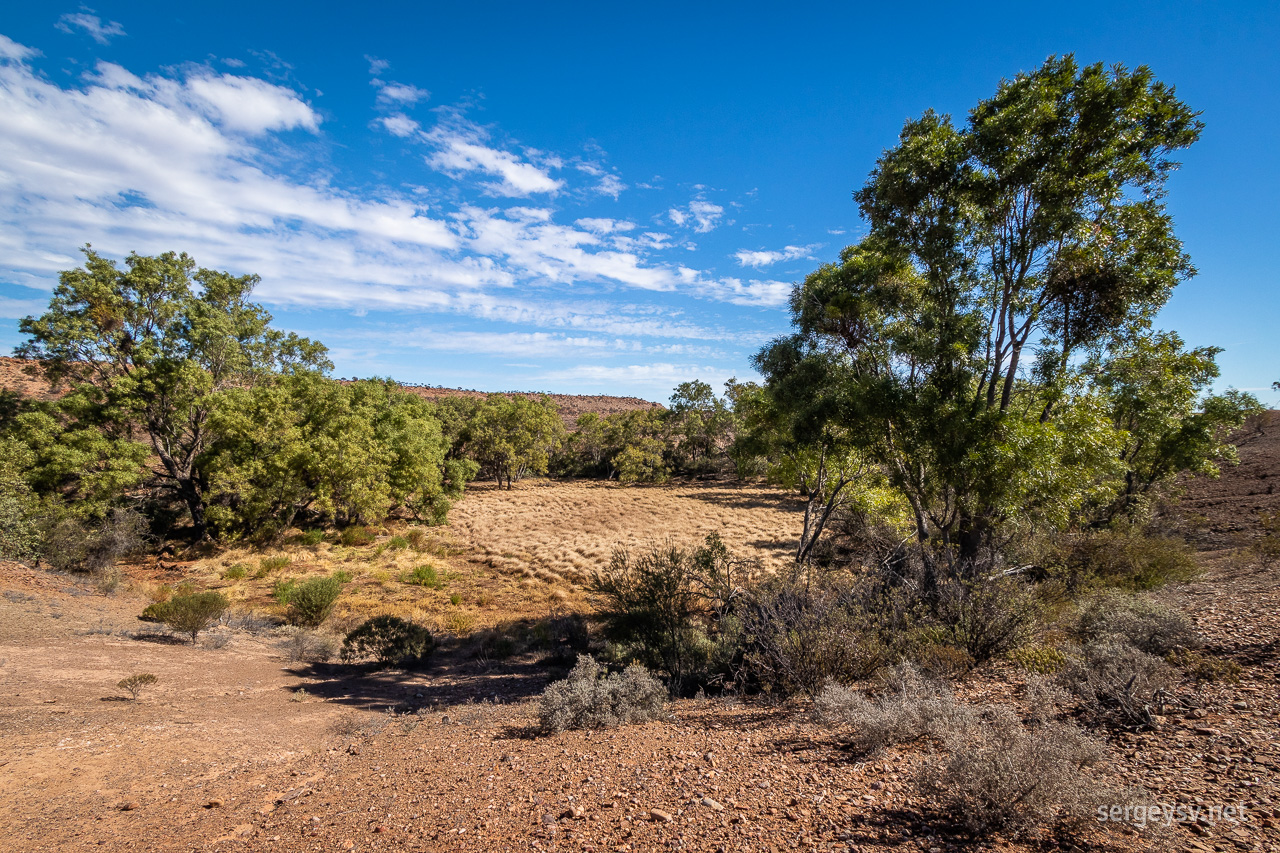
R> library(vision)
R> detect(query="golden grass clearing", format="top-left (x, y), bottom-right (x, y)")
top-left (182, 479), bottom-right (804, 630)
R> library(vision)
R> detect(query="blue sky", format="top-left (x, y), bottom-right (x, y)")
top-left (0, 1), bottom-right (1275, 403)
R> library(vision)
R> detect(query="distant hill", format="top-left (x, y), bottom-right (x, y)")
top-left (0, 356), bottom-right (663, 423)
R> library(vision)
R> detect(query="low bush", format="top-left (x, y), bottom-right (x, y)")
top-left (42, 508), bottom-right (148, 575)
top-left (339, 525), bottom-right (376, 547)
top-left (117, 672), bottom-right (157, 700)
top-left (259, 554), bottom-right (291, 574)
top-left (271, 578), bottom-right (297, 604)
top-left (222, 563), bottom-right (249, 580)
top-left (1168, 648), bottom-right (1242, 685)
top-left (287, 576), bottom-right (344, 627)
top-left (298, 529), bottom-right (325, 546)
top-left (814, 664), bottom-right (972, 754)
top-left (932, 576), bottom-right (1039, 666)
top-left (281, 629), bottom-right (339, 663)
top-left (401, 564), bottom-right (447, 589)
top-left (1076, 593), bottom-right (1199, 656)
top-left (1051, 529), bottom-right (1199, 591)
top-left (154, 591), bottom-right (229, 643)
top-left (387, 535), bottom-right (409, 550)
top-left (340, 615), bottom-right (434, 667)
top-left (917, 706), bottom-right (1106, 838)
top-left (1059, 639), bottom-right (1174, 728)
top-left (538, 655), bottom-right (668, 733)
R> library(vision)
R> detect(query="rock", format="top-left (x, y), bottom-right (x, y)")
top-left (650, 809), bottom-right (674, 823)
top-left (204, 799), bottom-right (224, 808)
top-left (560, 806), bottom-right (585, 820)
top-left (120, 802), bottom-right (139, 812)
top-left (441, 715), bottom-right (451, 725)
top-left (700, 797), bottom-right (724, 811)
top-left (1194, 727), bottom-right (1222, 737)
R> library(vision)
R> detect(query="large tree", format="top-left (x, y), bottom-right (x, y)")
top-left (757, 56), bottom-right (1255, 581)
top-left (18, 248), bottom-right (330, 536)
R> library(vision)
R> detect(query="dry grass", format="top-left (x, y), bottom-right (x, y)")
top-left (181, 479), bottom-right (803, 632)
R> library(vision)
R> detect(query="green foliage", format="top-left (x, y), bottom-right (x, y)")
top-left (271, 578), bottom-right (297, 604)
top-left (285, 576), bottom-right (344, 627)
top-left (467, 394), bottom-right (565, 488)
top-left (222, 563), bottom-right (248, 580)
top-left (537, 655), bottom-right (668, 733)
top-left (331, 568), bottom-right (353, 584)
top-left (155, 591), bottom-right (229, 643)
top-left (17, 248), bottom-right (330, 536)
top-left (1254, 511), bottom-right (1280, 566)
top-left (259, 554), bottom-right (291, 573)
top-left (0, 437), bottom-right (46, 560)
top-left (754, 56), bottom-right (1226, 580)
top-left (401, 563), bottom-right (447, 589)
top-left (666, 380), bottom-right (735, 475)
top-left (590, 534), bottom-right (744, 695)
top-left (1051, 528), bottom-right (1199, 591)
top-left (614, 438), bottom-right (669, 485)
top-left (203, 376), bottom-right (453, 534)
top-left (298, 529), bottom-right (325, 546)
top-left (1009, 645), bottom-right (1069, 675)
top-left (340, 615), bottom-right (434, 667)
top-left (1168, 648), bottom-right (1242, 685)
top-left (339, 525), bottom-right (376, 547)
top-left (387, 535), bottom-right (409, 550)
top-left (117, 673), bottom-right (158, 700)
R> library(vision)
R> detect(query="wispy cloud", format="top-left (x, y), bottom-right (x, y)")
top-left (56, 10), bottom-right (125, 45)
top-left (669, 197), bottom-right (724, 233)
top-left (375, 81), bottom-right (430, 106)
top-left (734, 244), bottom-right (817, 268)
top-left (426, 120), bottom-right (564, 197)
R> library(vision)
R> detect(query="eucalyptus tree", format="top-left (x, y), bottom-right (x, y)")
top-left (18, 248), bottom-right (330, 536)
top-left (757, 56), bottom-right (1254, 581)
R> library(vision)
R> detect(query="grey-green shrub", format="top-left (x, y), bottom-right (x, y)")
top-left (917, 705), bottom-right (1107, 838)
top-left (340, 615), bottom-right (434, 666)
top-left (287, 576), bottom-right (343, 627)
top-left (1076, 593), bottom-right (1199, 656)
top-left (814, 663), bottom-right (973, 754)
top-left (156, 591), bottom-right (229, 643)
top-left (1059, 639), bottom-right (1174, 728)
top-left (538, 655), bottom-right (667, 733)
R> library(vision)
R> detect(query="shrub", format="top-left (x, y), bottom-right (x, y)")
top-left (138, 602), bottom-right (169, 623)
top-left (401, 564), bottom-right (447, 589)
top-left (222, 563), bottom-right (248, 580)
top-left (117, 673), bottom-right (157, 700)
top-left (331, 568), bottom-right (353, 584)
top-left (590, 535), bottom-right (743, 695)
top-left (287, 576), bottom-right (344, 627)
top-left (42, 508), bottom-right (149, 575)
top-left (340, 615), bottom-right (434, 667)
top-left (1009, 644), bottom-right (1069, 675)
top-left (1059, 639), bottom-right (1174, 728)
top-left (932, 576), bottom-right (1039, 666)
top-left (917, 705), bottom-right (1106, 838)
top-left (449, 593), bottom-right (462, 606)
top-left (271, 578), bottom-right (297, 605)
top-left (281, 629), bottom-right (338, 663)
top-left (1053, 529), bottom-right (1199, 591)
top-left (405, 528), bottom-right (427, 549)
top-left (741, 575), bottom-right (894, 696)
top-left (1076, 593), bottom-right (1199, 656)
top-left (387, 535), bottom-right (409, 550)
top-left (1168, 648), bottom-right (1243, 685)
top-left (1254, 511), bottom-right (1280, 566)
top-left (814, 664), bottom-right (972, 754)
top-left (339, 525), bottom-right (376, 547)
top-left (538, 655), bottom-right (668, 733)
top-left (157, 591), bottom-right (230, 643)
top-left (259, 554), bottom-right (291, 574)
top-left (298, 529), bottom-right (325, 546)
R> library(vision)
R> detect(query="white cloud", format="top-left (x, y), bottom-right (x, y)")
top-left (0, 34), bottom-right (39, 61)
top-left (574, 218), bottom-right (636, 234)
top-left (734, 244), bottom-right (816, 268)
top-left (56, 12), bottom-right (125, 45)
top-left (534, 362), bottom-right (740, 393)
top-left (186, 74), bottom-right (319, 134)
top-left (375, 81), bottom-right (429, 106)
top-left (379, 114), bottom-right (420, 137)
top-left (670, 198), bottom-right (724, 233)
top-left (365, 56), bottom-right (390, 76)
top-left (595, 173), bottom-right (625, 198)
top-left (427, 122), bottom-right (564, 197)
